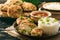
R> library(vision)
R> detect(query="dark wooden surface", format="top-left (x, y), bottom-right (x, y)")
top-left (49, 11), bottom-right (60, 20)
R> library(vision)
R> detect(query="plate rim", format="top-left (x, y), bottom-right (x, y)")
top-left (42, 2), bottom-right (60, 11)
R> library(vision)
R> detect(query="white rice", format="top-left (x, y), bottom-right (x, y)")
top-left (38, 17), bottom-right (59, 36)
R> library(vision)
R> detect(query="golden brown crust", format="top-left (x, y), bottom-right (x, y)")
top-left (7, 5), bottom-right (22, 18)
top-left (0, 0), bottom-right (37, 18)
top-left (1, 5), bottom-right (9, 12)
top-left (16, 17), bottom-right (32, 24)
top-left (17, 20), bottom-right (37, 35)
top-left (0, 5), bottom-right (22, 18)
top-left (31, 27), bottom-right (44, 36)
top-left (18, 22), bottom-right (37, 30)
top-left (23, 12), bottom-right (31, 17)
top-left (5, 0), bottom-right (23, 6)
top-left (22, 2), bottom-right (37, 11)
top-left (0, 12), bottom-right (8, 17)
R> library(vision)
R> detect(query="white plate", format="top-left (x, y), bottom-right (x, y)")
top-left (43, 2), bottom-right (60, 11)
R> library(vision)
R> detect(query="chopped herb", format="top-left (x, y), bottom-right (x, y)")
top-left (21, 29), bottom-right (26, 34)
top-left (42, 21), bottom-right (45, 23)
top-left (20, 16), bottom-right (24, 19)
top-left (46, 18), bottom-right (50, 22)
top-left (18, 30), bottom-right (21, 32)
top-left (53, 19), bottom-right (57, 22)
top-left (27, 18), bottom-right (34, 23)
top-left (31, 20), bottom-right (34, 23)
top-left (40, 19), bottom-right (43, 21)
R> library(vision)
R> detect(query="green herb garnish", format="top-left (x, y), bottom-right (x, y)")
top-left (20, 29), bottom-right (26, 34)
top-left (31, 20), bottom-right (35, 23)
top-left (46, 18), bottom-right (50, 22)
top-left (53, 19), bottom-right (57, 22)
top-left (39, 17), bottom-right (43, 21)
top-left (42, 21), bottom-right (45, 23)
top-left (20, 16), bottom-right (24, 19)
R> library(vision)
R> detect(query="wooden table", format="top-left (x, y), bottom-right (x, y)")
top-left (51, 11), bottom-right (60, 20)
